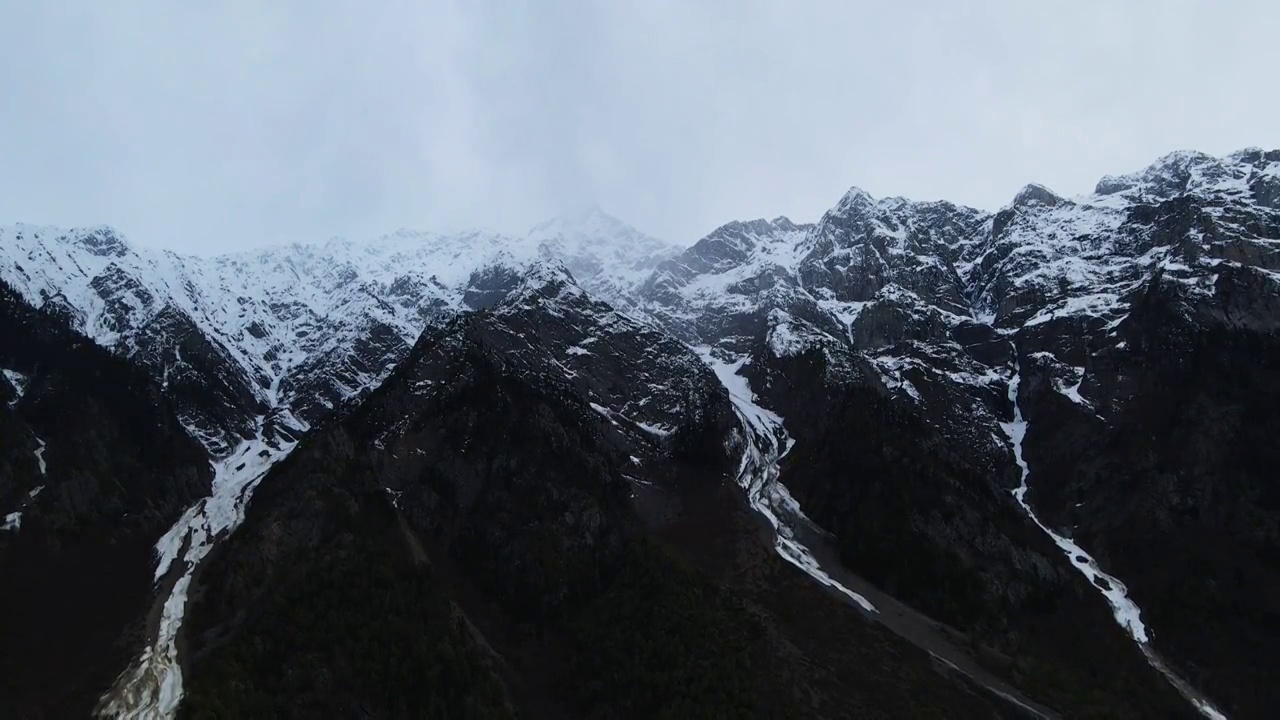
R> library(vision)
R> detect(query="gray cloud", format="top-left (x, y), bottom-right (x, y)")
top-left (2, 1), bottom-right (1277, 252)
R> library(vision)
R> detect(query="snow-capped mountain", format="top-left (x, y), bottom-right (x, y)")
top-left (526, 203), bottom-right (678, 306)
top-left (654, 147), bottom-right (1280, 718)
top-left (638, 216), bottom-right (819, 346)
top-left (641, 148), bottom-right (1280, 356)
top-left (634, 147), bottom-right (1274, 718)
top-left (0, 206), bottom-right (677, 453)
top-left (3, 148), bottom-right (1278, 719)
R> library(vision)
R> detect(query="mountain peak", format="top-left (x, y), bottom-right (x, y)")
top-left (528, 203), bottom-right (629, 239)
top-left (520, 205), bottom-right (676, 305)
top-left (835, 186), bottom-right (876, 212)
top-left (1224, 146), bottom-right (1280, 166)
top-left (1011, 183), bottom-right (1062, 209)
top-left (571, 201), bottom-right (608, 219)
top-left (462, 255), bottom-right (584, 313)
top-left (707, 216), bottom-right (805, 241)
top-left (71, 226), bottom-right (131, 258)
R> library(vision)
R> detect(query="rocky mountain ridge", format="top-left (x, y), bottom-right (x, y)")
top-left (3, 148), bottom-right (1278, 718)
top-left (0, 205), bottom-right (676, 453)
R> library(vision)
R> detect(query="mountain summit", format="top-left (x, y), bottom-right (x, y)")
top-left (525, 203), bottom-right (679, 305)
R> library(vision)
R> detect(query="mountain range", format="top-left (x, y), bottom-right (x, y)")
top-left (2, 147), bottom-right (1278, 718)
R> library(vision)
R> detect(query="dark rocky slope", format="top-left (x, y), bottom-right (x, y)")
top-left (1016, 268), bottom-right (1280, 718)
top-left (0, 278), bottom-right (212, 719)
top-left (179, 269), bottom-right (1017, 718)
top-left (747, 340), bottom-right (1192, 717)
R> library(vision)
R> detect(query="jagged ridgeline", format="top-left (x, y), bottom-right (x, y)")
top-left (2, 149), bottom-right (1277, 718)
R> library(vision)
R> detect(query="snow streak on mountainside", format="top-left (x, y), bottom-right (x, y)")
top-left (1002, 366), bottom-right (1148, 642)
top-left (96, 416), bottom-right (302, 720)
top-left (2, 368), bottom-right (28, 405)
top-left (1, 482), bottom-right (43, 532)
top-left (697, 346), bottom-right (876, 614)
top-left (1003, 365), bottom-right (1227, 720)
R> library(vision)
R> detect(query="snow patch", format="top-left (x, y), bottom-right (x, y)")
top-left (3, 369), bottom-right (29, 405)
top-left (872, 354), bottom-right (924, 403)
top-left (589, 401), bottom-right (673, 437)
top-left (34, 437), bottom-right (47, 475)
top-left (767, 324), bottom-right (804, 357)
top-left (696, 346), bottom-right (877, 614)
top-left (1, 484), bottom-right (46, 533)
top-left (589, 402), bottom-right (619, 425)
top-left (384, 487), bottom-right (404, 509)
top-left (1024, 292), bottom-right (1125, 327)
top-left (1055, 366), bottom-right (1091, 407)
top-left (632, 420), bottom-right (673, 438)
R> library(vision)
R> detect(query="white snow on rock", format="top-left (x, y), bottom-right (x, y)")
top-left (2, 484), bottom-right (46, 533)
top-left (526, 204), bottom-right (678, 307)
top-left (3, 369), bottom-right (28, 405)
top-left (0, 208), bottom-right (674, 451)
top-left (97, 408), bottom-right (304, 720)
top-left (33, 437), bottom-right (46, 476)
top-left (870, 354), bottom-right (924, 403)
top-left (1054, 367), bottom-right (1090, 407)
top-left (1001, 368), bottom-right (1149, 642)
top-left (588, 400), bottom-right (674, 438)
top-left (1001, 364), bottom-right (1227, 720)
top-left (767, 322), bottom-right (806, 357)
top-left (696, 346), bottom-right (877, 614)
top-left (765, 309), bottom-right (833, 358)
top-left (589, 402), bottom-right (619, 425)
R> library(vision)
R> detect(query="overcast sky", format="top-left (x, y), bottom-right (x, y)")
top-left (2, 1), bottom-right (1277, 253)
